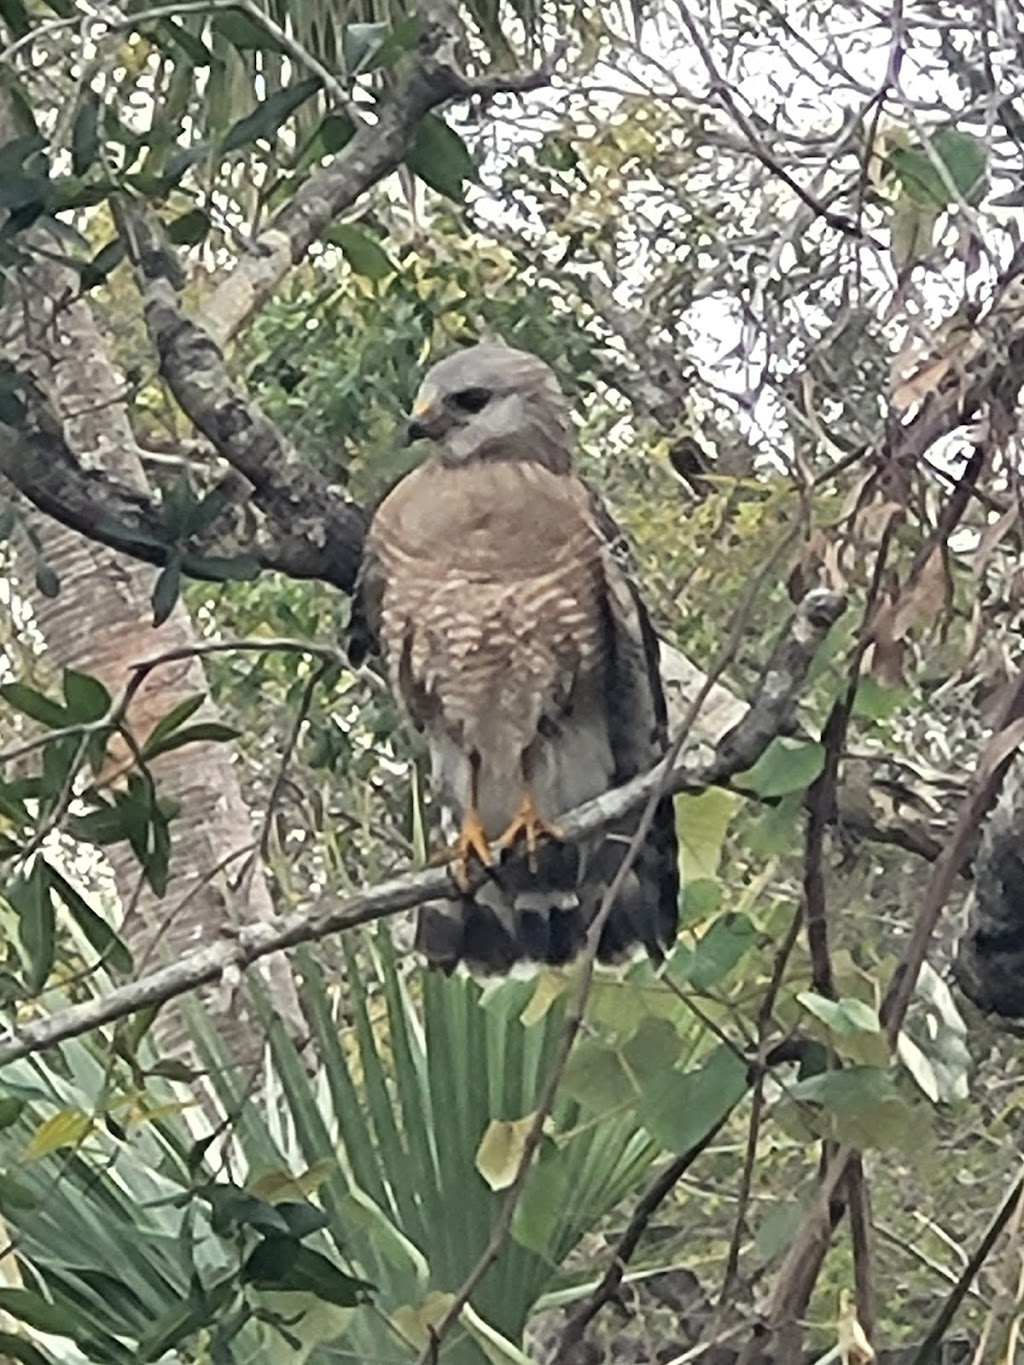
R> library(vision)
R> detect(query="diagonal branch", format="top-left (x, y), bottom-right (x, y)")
top-left (0, 588), bottom-right (845, 1068)
top-left (199, 9), bottom-right (554, 346)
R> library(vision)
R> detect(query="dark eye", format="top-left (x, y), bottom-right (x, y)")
top-left (451, 387), bottom-right (491, 413)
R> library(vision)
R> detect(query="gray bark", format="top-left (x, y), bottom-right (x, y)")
top-left (0, 100), bottom-right (303, 1067)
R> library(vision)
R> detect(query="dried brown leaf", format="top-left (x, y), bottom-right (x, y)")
top-left (892, 353), bottom-right (954, 411)
top-left (973, 504), bottom-right (1019, 578)
top-left (889, 546), bottom-right (953, 640)
top-left (852, 497), bottom-right (904, 548)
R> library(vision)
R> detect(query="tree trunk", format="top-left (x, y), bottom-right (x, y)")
top-left (0, 102), bottom-right (304, 1068)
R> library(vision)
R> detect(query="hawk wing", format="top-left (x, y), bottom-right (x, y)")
top-left (583, 489), bottom-right (680, 962)
top-left (347, 542), bottom-right (382, 672)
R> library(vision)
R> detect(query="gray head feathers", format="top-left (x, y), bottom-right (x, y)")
top-left (406, 343), bottom-right (574, 474)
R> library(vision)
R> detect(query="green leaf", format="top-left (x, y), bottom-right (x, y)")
top-left (145, 1057), bottom-right (198, 1083)
top-left (243, 1238), bottom-right (372, 1307)
top-left (0, 367), bottom-right (27, 426)
top-left (329, 223), bottom-right (395, 280)
top-left (0, 133), bottom-right (46, 176)
top-left (47, 864), bottom-right (133, 974)
top-left (9, 862), bottom-right (55, 992)
top-left (0, 1330), bottom-right (54, 1365)
top-left (639, 1045), bottom-right (747, 1154)
top-left (160, 472), bottom-right (195, 539)
top-left (742, 792), bottom-right (802, 857)
top-left (67, 800), bottom-right (130, 845)
top-left (79, 235), bottom-right (126, 290)
top-left (0, 1175), bottom-right (35, 1213)
top-left (158, 143), bottom-right (209, 191)
top-left (406, 114), bottom-right (477, 200)
top-left (143, 693), bottom-right (206, 752)
top-left (734, 737), bottom-right (825, 798)
top-left (621, 1016), bottom-right (683, 1081)
top-left (0, 682), bottom-right (66, 730)
top-left (62, 668), bottom-right (111, 723)
top-left (476, 1113), bottom-right (537, 1191)
top-left (71, 93), bottom-right (100, 177)
top-left (33, 563), bottom-right (59, 598)
top-left (787, 1065), bottom-right (917, 1150)
top-left (211, 7), bottom-right (284, 52)
top-left (138, 1277), bottom-right (235, 1362)
top-left (343, 21), bottom-right (389, 73)
top-left (562, 1039), bottom-right (635, 1113)
top-left (679, 877), bottom-right (721, 924)
top-left (320, 113), bottom-right (355, 153)
top-left (357, 13), bottom-right (420, 72)
top-left (296, 112), bottom-right (355, 171)
top-left (145, 800), bottom-right (174, 896)
top-left (796, 991), bottom-right (881, 1036)
top-left (0, 1097), bottom-right (24, 1130)
top-left (676, 787), bottom-right (737, 883)
top-left (152, 558), bottom-right (181, 626)
top-left (48, 175), bottom-right (116, 213)
top-left (852, 677), bottom-right (911, 722)
top-left (166, 207), bottom-right (210, 246)
top-left (0, 0), bottom-right (32, 40)
top-left (0, 1289), bottom-right (83, 1336)
top-left (512, 1148), bottom-right (565, 1253)
top-left (684, 912), bottom-right (758, 990)
top-left (0, 175), bottom-right (48, 212)
top-left (153, 18), bottom-right (216, 66)
top-left (220, 77), bottom-right (322, 155)
top-left (790, 1065), bottom-right (895, 1110)
top-left (754, 1202), bottom-right (805, 1263)
top-left (142, 720), bottom-right (240, 761)
top-left (889, 128), bottom-right (987, 208)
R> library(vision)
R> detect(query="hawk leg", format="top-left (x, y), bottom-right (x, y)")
top-left (497, 792), bottom-right (563, 871)
top-left (428, 752), bottom-right (494, 892)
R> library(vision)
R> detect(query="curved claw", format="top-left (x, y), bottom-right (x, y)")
top-left (431, 808), bottom-right (493, 892)
top-left (496, 794), bottom-right (563, 872)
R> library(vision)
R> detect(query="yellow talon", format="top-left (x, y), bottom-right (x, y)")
top-left (496, 793), bottom-right (563, 870)
top-left (431, 808), bottom-right (492, 892)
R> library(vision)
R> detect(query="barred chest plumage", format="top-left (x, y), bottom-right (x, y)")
top-left (368, 457), bottom-right (611, 835)
top-left (372, 461), bottom-right (607, 720)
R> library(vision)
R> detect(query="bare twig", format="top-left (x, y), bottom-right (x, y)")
top-left (908, 1168), bottom-right (1024, 1365)
top-left (674, 3), bottom-right (862, 239)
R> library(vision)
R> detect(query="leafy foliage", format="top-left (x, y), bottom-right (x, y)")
top-left (2, 0), bottom-right (1024, 1361)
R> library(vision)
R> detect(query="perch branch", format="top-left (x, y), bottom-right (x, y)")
top-left (0, 589), bottom-right (845, 1067)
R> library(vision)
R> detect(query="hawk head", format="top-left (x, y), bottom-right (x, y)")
top-left (406, 344), bottom-right (573, 473)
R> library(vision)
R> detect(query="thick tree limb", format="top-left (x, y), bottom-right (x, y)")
top-left (199, 11), bottom-right (553, 346)
top-left (0, 588), bottom-right (845, 1067)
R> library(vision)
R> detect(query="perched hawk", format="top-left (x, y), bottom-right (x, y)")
top-left (349, 344), bottom-right (679, 973)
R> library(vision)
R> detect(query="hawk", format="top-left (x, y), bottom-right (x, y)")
top-left (349, 344), bottom-right (679, 973)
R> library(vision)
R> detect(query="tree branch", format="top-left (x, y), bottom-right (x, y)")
top-left (760, 676), bottom-right (1024, 1351)
top-left (0, 588), bottom-right (845, 1068)
top-left (198, 12), bottom-right (554, 347)
top-left (551, 1112), bottom-right (735, 1360)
